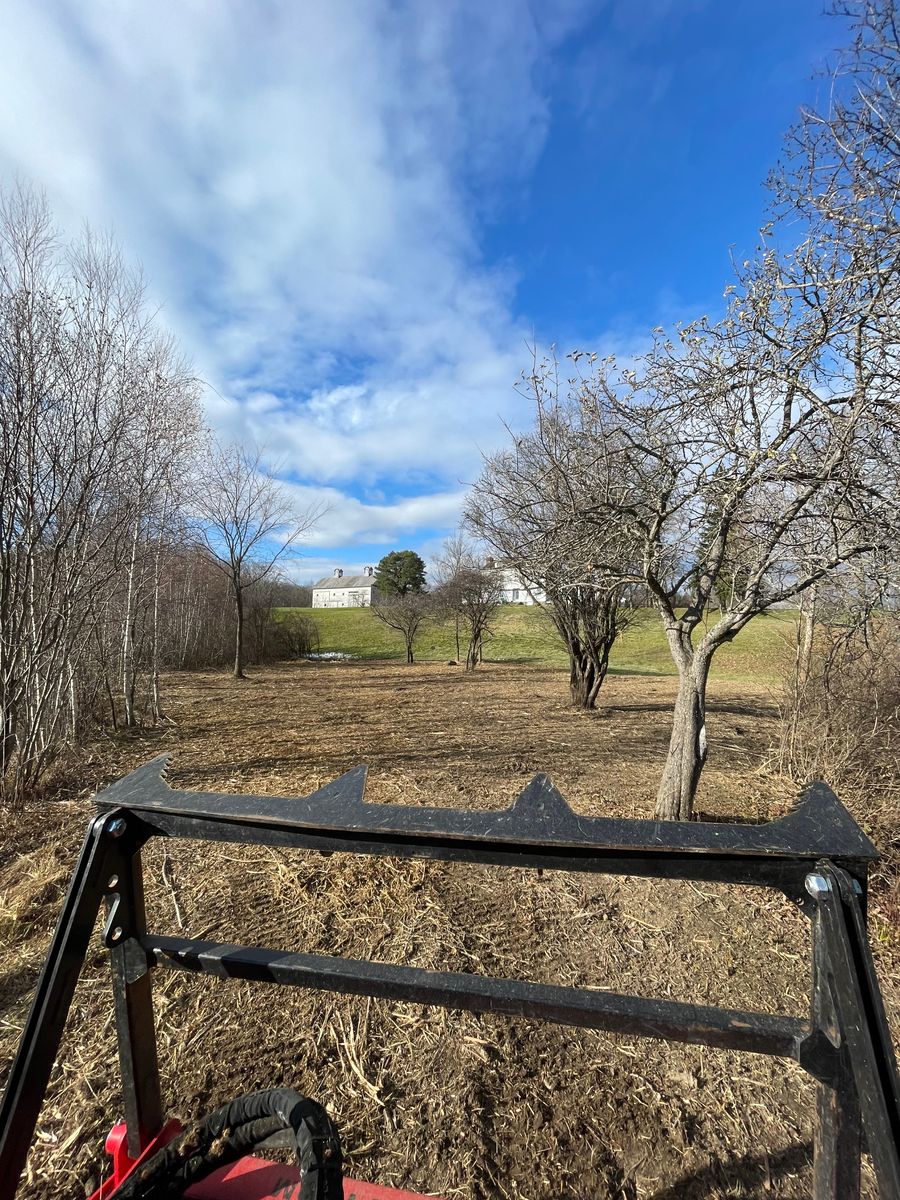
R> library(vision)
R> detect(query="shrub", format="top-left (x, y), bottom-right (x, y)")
top-left (778, 613), bottom-right (900, 937)
top-left (274, 613), bottom-right (321, 659)
top-left (779, 616), bottom-right (900, 811)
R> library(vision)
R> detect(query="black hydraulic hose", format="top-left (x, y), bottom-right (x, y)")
top-left (109, 1088), bottom-right (343, 1200)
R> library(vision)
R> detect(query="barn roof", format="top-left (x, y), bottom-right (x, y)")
top-left (311, 574), bottom-right (378, 590)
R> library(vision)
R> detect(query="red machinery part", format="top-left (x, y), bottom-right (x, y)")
top-left (88, 1122), bottom-right (437, 1200)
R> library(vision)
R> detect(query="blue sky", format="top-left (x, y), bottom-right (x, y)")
top-left (0, 0), bottom-right (841, 582)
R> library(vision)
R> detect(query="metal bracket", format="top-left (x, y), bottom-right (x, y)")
top-left (0, 810), bottom-right (147, 1198)
top-left (94, 758), bottom-right (877, 897)
top-left (809, 863), bottom-right (900, 1199)
top-left (0, 761), bottom-right (893, 1200)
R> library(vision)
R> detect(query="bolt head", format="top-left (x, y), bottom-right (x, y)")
top-left (805, 873), bottom-right (830, 898)
top-left (107, 817), bottom-right (127, 838)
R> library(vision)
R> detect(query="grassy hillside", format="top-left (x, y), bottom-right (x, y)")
top-left (278, 604), bottom-right (796, 683)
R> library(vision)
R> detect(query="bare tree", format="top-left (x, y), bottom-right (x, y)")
top-left (501, 3), bottom-right (900, 818)
top-left (118, 336), bottom-right (203, 725)
top-left (432, 531), bottom-right (480, 662)
top-left (521, 272), bottom-right (896, 818)
top-left (466, 404), bottom-right (638, 709)
top-left (371, 592), bottom-right (433, 663)
top-left (445, 567), bottom-right (503, 671)
top-left (774, 1), bottom-right (900, 254)
top-left (196, 442), bottom-right (320, 679)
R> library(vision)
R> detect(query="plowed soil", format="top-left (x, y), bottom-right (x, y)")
top-left (1, 660), bottom-right (896, 1198)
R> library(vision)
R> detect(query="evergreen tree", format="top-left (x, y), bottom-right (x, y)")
top-left (375, 550), bottom-right (426, 596)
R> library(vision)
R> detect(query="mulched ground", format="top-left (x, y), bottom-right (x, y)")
top-left (1, 659), bottom-right (896, 1199)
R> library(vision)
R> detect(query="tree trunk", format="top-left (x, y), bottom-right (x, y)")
top-left (568, 647), bottom-right (607, 709)
top-left (150, 536), bottom-right (163, 722)
top-left (465, 635), bottom-right (478, 671)
top-left (783, 585), bottom-right (817, 772)
top-left (405, 637), bottom-right (414, 664)
top-left (68, 662), bottom-right (77, 740)
top-left (797, 585), bottom-right (817, 687)
top-left (233, 587), bottom-right (245, 679)
top-left (104, 672), bottom-right (118, 731)
top-left (122, 522), bottom-right (140, 727)
top-left (1, 691), bottom-right (18, 778)
top-left (655, 650), bottom-right (712, 821)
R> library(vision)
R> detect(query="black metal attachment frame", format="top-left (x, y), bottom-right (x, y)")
top-left (0, 756), bottom-right (898, 1199)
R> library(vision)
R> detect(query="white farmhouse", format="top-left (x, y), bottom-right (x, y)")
top-left (312, 567), bottom-right (379, 608)
top-left (486, 559), bottom-right (545, 605)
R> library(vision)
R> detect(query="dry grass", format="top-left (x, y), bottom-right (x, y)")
top-left (1, 659), bottom-right (896, 1199)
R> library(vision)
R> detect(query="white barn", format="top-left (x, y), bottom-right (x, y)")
top-left (312, 567), bottom-right (379, 608)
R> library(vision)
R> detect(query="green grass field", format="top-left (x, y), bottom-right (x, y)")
top-left (277, 604), bottom-right (797, 683)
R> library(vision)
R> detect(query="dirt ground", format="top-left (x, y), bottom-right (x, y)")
top-left (1, 659), bottom-right (897, 1199)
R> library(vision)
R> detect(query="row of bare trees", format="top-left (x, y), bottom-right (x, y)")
top-left (371, 542), bottom-right (505, 670)
top-left (0, 188), bottom-right (315, 805)
top-left (0, 187), bottom-right (201, 802)
top-left (467, 0), bottom-right (900, 821)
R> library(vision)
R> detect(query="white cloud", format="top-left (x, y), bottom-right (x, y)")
top-left (284, 482), bottom-right (467, 549)
top-left (0, 0), bottom-right (589, 549)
